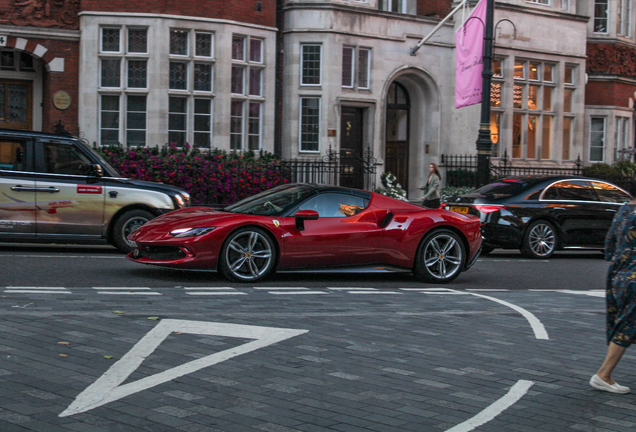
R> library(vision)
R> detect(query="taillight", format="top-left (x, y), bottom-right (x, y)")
top-left (473, 205), bottom-right (504, 213)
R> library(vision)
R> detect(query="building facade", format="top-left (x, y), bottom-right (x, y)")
top-left (0, 0), bottom-right (634, 199)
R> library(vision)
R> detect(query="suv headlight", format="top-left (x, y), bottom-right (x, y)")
top-left (172, 192), bottom-right (190, 209)
top-left (170, 227), bottom-right (216, 237)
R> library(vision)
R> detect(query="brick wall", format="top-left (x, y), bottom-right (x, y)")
top-left (585, 80), bottom-right (636, 108)
top-left (417, 0), bottom-right (452, 18)
top-left (80, 0), bottom-right (276, 27)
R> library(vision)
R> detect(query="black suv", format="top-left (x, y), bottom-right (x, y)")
top-left (0, 129), bottom-right (190, 252)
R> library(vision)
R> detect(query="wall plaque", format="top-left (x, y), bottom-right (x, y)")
top-left (53, 91), bottom-right (71, 110)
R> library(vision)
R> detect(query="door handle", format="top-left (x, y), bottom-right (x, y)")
top-left (39, 186), bottom-right (60, 193)
top-left (11, 185), bottom-right (39, 192)
top-left (606, 209), bottom-right (617, 212)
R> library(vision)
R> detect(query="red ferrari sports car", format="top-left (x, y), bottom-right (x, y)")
top-left (127, 183), bottom-right (482, 283)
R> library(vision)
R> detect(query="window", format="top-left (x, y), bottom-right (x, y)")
top-left (342, 46), bottom-right (371, 89)
top-left (491, 58), bottom-right (504, 157)
top-left (590, 117), bottom-right (606, 162)
top-left (594, 0), bottom-right (609, 33)
top-left (168, 29), bottom-right (215, 148)
top-left (511, 60), bottom-right (556, 160)
top-left (618, 0), bottom-right (632, 37)
top-left (99, 26), bottom-right (149, 146)
top-left (299, 193), bottom-right (368, 218)
top-left (100, 95), bottom-right (119, 145)
top-left (42, 143), bottom-right (91, 175)
top-left (0, 140), bottom-right (26, 172)
top-left (615, 117), bottom-right (631, 161)
top-left (379, 0), bottom-right (407, 13)
top-left (231, 35), bottom-right (265, 150)
top-left (301, 44), bottom-right (321, 86)
top-left (591, 181), bottom-right (631, 203)
top-left (543, 180), bottom-right (595, 201)
top-left (300, 97), bottom-right (321, 152)
top-left (561, 0), bottom-right (570, 12)
top-left (126, 95), bottom-right (146, 146)
top-left (562, 117), bottom-right (572, 160)
top-left (526, 0), bottom-right (549, 4)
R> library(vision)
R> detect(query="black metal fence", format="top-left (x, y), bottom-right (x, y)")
top-left (441, 151), bottom-right (584, 188)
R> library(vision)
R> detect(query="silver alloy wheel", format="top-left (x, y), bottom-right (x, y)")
top-left (422, 233), bottom-right (463, 280)
top-left (528, 223), bottom-right (555, 257)
top-left (224, 230), bottom-right (273, 281)
top-left (122, 216), bottom-right (150, 248)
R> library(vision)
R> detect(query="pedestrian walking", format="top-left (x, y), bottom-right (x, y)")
top-left (420, 163), bottom-right (441, 209)
top-left (590, 201), bottom-right (636, 394)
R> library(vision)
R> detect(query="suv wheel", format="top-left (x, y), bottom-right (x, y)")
top-left (113, 209), bottom-right (154, 253)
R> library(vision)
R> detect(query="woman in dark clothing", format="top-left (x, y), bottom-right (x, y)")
top-left (420, 163), bottom-right (441, 209)
top-left (590, 202), bottom-right (636, 394)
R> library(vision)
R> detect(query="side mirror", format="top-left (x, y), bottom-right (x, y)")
top-left (294, 209), bottom-right (319, 231)
top-left (88, 163), bottom-right (103, 178)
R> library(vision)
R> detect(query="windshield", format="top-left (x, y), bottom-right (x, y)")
top-left (224, 184), bottom-right (316, 216)
top-left (475, 180), bottom-right (527, 197)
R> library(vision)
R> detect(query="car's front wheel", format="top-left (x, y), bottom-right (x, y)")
top-left (113, 209), bottom-right (154, 253)
top-left (521, 220), bottom-right (557, 259)
top-left (219, 227), bottom-right (276, 282)
top-left (413, 229), bottom-right (465, 283)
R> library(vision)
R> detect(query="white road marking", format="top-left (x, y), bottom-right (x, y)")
top-left (347, 291), bottom-right (402, 295)
top-left (5, 286), bottom-right (71, 294)
top-left (253, 287), bottom-right (308, 290)
top-left (268, 291), bottom-right (328, 295)
top-left (465, 291), bottom-right (549, 340)
top-left (467, 289), bottom-right (510, 292)
top-left (445, 380), bottom-right (534, 432)
top-left (186, 292), bottom-right (247, 296)
top-left (556, 289), bottom-right (604, 298)
top-left (92, 287), bottom-right (162, 296)
top-left (59, 320), bottom-right (308, 417)
top-left (184, 287), bottom-right (239, 290)
top-left (327, 287), bottom-right (377, 291)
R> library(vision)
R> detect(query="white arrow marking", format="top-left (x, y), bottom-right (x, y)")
top-left (445, 380), bottom-right (534, 432)
top-left (59, 320), bottom-right (308, 417)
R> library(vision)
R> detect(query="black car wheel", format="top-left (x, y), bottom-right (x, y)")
top-left (413, 229), bottom-right (465, 283)
top-left (219, 227), bottom-right (276, 282)
top-left (113, 209), bottom-right (154, 253)
top-left (521, 220), bottom-right (557, 259)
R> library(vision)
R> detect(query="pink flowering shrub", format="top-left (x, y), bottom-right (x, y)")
top-left (97, 144), bottom-right (291, 207)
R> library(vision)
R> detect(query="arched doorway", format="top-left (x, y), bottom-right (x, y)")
top-left (385, 81), bottom-right (410, 191)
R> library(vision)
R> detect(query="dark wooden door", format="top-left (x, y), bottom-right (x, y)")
top-left (340, 107), bottom-right (364, 189)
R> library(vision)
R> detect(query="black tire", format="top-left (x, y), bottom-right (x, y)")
top-left (112, 209), bottom-right (154, 253)
top-left (219, 227), bottom-right (276, 282)
top-left (521, 220), bottom-right (557, 259)
top-left (413, 229), bottom-right (466, 283)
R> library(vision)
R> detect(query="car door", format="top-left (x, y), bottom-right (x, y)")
top-left (541, 180), bottom-right (602, 247)
top-left (0, 137), bottom-right (36, 237)
top-left (34, 139), bottom-right (105, 237)
top-left (589, 180), bottom-right (632, 245)
top-left (281, 192), bottom-right (382, 268)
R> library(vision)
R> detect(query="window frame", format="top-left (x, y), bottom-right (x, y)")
top-left (590, 117), bottom-right (606, 162)
top-left (299, 96), bottom-right (321, 153)
top-left (300, 44), bottom-right (322, 86)
top-left (593, 0), bottom-right (609, 34)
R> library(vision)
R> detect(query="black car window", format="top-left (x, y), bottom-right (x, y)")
top-left (224, 184), bottom-right (315, 216)
top-left (591, 181), bottom-right (632, 203)
top-left (299, 193), bottom-right (368, 218)
top-left (0, 140), bottom-right (27, 171)
top-left (41, 143), bottom-right (92, 175)
top-left (475, 180), bottom-right (527, 197)
top-left (543, 180), bottom-right (595, 201)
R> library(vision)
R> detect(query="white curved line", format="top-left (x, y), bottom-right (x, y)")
top-left (445, 380), bottom-right (534, 432)
top-left (466, 292), bottom-right (549, 340)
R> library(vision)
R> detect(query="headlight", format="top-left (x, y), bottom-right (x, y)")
top-left (174, 194), bottom-right (185, 208)
top-left (170, 227), bottom-right (216, 237)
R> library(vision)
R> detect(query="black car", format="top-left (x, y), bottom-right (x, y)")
top-left (442, 175), bottom-right (632, 258)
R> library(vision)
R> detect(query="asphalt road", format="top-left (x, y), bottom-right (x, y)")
top-left (0, 243), bottom-right (608, 291)
top-left (1, 244), bottom-right (630, 432)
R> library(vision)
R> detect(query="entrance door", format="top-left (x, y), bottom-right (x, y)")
top-left (385, 82), bottom-right (409, 191)
top-left (0, 80), bottom-right (32, 130)
top-left (340, 107), bottom-right (364, 189)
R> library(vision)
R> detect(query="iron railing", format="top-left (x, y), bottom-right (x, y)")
top-left (441, 150), bottom-right (583, 188)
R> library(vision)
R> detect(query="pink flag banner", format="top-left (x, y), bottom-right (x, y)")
top-left (455, 0), bottom-right (487, 109)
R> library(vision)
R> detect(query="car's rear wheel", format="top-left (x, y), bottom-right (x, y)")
top-left (219, 227), bottom-right (276, 282)
top-left (413, 229), bottom-right (465, 283)
top-left (113, 209), bottom-right (154, 253)
top-left (521, 220), bottom-right (557, 259)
